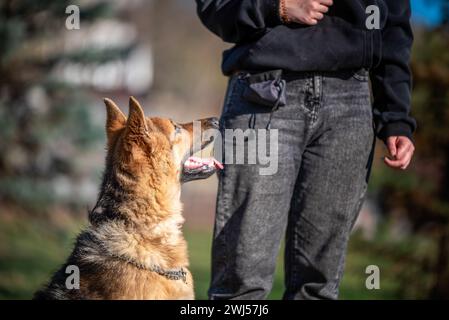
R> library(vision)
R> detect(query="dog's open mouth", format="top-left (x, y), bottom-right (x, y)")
top-left (181, 156), bottom-right (223, 183)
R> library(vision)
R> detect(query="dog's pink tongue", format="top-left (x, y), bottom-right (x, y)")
top-left (185, 156), bottom-right (223, 170)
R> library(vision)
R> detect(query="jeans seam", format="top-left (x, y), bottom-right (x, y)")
top-left (218, 130), bottom-right (230, 281)
top-left (287, 169), bottom-right (312, 289)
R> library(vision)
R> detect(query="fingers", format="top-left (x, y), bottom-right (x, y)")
top-left (384, 137), bottom-right (415, 170)
top-left (319, 0), bottom-right (333, 6)
top-left (311, 11), bottom-right (324, 20)
top-left (307, 3), bottom-right (326, 22)
top-left (399, 141), bottom-right (415, 169)
top-left (316, 4), bottom-right (330, 13)
top-left (396, 137), bottom-right (411, 160)
top-left (305, 18), bottom-right (318, 25)
top-left (400, 149), bottom-right (413, 169)
top-left (386, 137), bottom-right (397, 157)
top-left (286, 0), bottom-right (332, 25)
top-left (384, 148), bottom-right (413, 169)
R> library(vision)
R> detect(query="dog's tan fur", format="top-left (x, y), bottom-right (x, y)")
top-left (34, 97), bottom-right (214, 299)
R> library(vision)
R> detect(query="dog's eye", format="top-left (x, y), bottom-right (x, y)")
top-left (174, 125), bottom-right (182, 134)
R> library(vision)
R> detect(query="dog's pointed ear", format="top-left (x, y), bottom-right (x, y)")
top-left (126, 96), bottom-right (149, 135)
top-left (104, 98), bottom-right (126, 146)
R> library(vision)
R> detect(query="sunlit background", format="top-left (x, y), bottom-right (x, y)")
top-left (0, 0), bottom-right (448, 299)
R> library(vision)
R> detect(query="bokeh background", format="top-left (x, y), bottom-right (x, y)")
top-left (0, 0), bottom-right (448, 300)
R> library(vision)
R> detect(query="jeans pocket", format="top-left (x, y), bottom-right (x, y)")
top-left (222, 70), bottom-right (288, 120)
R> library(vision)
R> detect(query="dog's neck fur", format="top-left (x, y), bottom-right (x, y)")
top-left (88, 158), bottom-right (189, 271)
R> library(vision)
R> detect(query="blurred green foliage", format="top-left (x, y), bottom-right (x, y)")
top-left (0, 0), bottom-right (449, 300)
top-left (368, 21), bottom-right (449, 298)
top-left (0, 0), bottom-right (129, 211)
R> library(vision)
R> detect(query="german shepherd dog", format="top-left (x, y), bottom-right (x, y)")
top-left (34, 97), bottom-right (222, 299)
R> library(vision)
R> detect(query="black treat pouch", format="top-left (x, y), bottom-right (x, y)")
top-left (241, 69), bottom-right (286, 108)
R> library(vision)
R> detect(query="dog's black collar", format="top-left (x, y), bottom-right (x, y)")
top-left (149, 265), bottom-right (187, 283)
top-left (110, 252), bottom-right (188, 284)
top-left (109, 252), bottom-right (187, 284)
top-left (93, 238), bottom-right (188, 284)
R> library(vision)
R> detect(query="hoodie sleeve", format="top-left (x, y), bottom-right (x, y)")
top-left (195, 0), bottom-right (282, 43)
top-left (370, 0), bottom-right (417, 142)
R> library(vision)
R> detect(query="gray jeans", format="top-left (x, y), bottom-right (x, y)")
top-left (209, 69), bottom-right (376, 300)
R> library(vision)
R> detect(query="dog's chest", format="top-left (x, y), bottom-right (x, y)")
top-left (108, 266), bottom-right (194, 300)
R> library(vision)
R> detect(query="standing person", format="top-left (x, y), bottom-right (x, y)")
top-left (196, 0), bottom-right (416, 299)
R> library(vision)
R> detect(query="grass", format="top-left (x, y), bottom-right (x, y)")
top-left (185, 229), bottom-right (285, 300)
top-left (0, 214), bottom-right (412, 300)
top-left (0, 214), bottom-right (83, 299)
top-left (185, 229), bottom-right (403, 300)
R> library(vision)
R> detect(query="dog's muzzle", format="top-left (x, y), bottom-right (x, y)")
top-left (181, 117), bottom-right (223, 183)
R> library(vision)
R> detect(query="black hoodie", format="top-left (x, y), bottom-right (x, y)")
top-left (196, 0), bottom-right (416, 141)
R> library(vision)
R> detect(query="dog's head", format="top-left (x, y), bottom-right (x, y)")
top-left (103, 97), bottom-right (222, 188)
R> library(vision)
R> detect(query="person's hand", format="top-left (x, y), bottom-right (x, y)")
top-left (283, 0), bottom-right (333, 25)
top-left (384, 136), bottom-right (415, 170)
